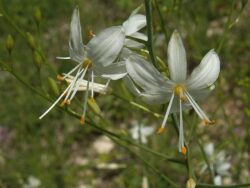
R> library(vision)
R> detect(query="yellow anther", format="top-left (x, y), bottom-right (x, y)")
top-left (157, 127), bottom-right (165, 134)
top-left (88, 30), bottom-right (95, 38)
top-left (57, 75), bottom-right (64, 81)
top-left (203, 119), bottom-right (215, 125)
top-left (175, 84), bottom-right (186, 101)
top-left (181, 146), bottom-right (187, 155)
top-left (82, 59), bottom-right (92, 68)
top-left (80, 115), bottom-right (85, 125)
top-left (60, 100), bottom-right (67, 107)
top-left (66, 100), bottom-right (71, 105)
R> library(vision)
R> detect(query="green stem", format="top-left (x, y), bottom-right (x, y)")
top-left (154, 0), bottom-right (169, 44)
top-left (196, 183), bottom-right (250, 188)
top-left (144, 0), bottom-right (158, 68)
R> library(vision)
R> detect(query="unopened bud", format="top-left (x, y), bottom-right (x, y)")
top-left (186, 178), bottom-right (196, 188)
top-left (5, 34), bottom-right (14, 54)
top-left (34, 7), bottom-right (42, 26)
top-left (48, 77), bottom-right (60, 96)
top-left (26, 32), bottom-right (36, 50)
top-left (33, 51), bottom-right (42, 70)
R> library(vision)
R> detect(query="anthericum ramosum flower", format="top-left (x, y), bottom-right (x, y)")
top-left (39, 7), bottom-right (146, 123)
top-left (126, 30), bottom-right (220, 154)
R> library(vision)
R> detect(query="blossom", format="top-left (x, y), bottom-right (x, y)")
top-left (39, 7), bottom-right (146, 122)
top-left (126, 30), bottom-right (220, 154)
top-left (200, 143), bottom-right (231, 185)
top-left (129, 121), bottom-right (155, 144)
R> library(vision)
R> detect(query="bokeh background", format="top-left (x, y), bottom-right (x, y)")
top-left (0, 0), bottom-right (250, 187)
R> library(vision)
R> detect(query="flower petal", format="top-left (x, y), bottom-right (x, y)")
top-left (167, 30), bottom-right (187, 82)
top-left (130, 32), bottom-right (148, 41)
top-left (87, 26), bottom-right (125, 67)
top-left (139, 91), bottom-right (171, 105)
top-left (123, 14), bottom-right (146, 36)
top-left (126, 55), bottom-right (173, 92)
top-left (188, 85), bottom-right (214, 101)
top-left (94, 61), bottom-right (127, 80)
top-left (123, 75), bottom-right (141, 96)
top-left (69, 7), bottom-right (85, 63)
top-left (125, 39), bottom-right (145, 49)
top-left (186, 50), bottom-right (220, 90)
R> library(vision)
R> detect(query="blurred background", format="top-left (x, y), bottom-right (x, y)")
top-left (0, 0), bottom-right (250, 187)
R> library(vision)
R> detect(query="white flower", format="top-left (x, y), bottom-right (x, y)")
top-left (39, 7), bottom-right (146, 123)
top-left (201, 143), bottom-right (231, 185)
top-left (126, 30), bottom-right (220, 154)
top-left (129, 121), bottom-right (155, 144)
top-left (22, 176), bottom-right (41, 188)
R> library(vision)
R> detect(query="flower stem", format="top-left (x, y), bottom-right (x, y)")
top-left (196, 183), bottom-right (250, 188)
top-left (144, 0), bottom-right (158, 68)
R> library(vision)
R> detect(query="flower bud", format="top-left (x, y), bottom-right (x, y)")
top-left (48, 77), bottom-right (60, 96)
top-left (33, 7), bottom-right (42, 26)
top-left (5, 34), bottom-right (14, 54)
top-left (26, 32), bottom-right (36, 51)
top-left (186, 178), bottom-right (196, 188)
top-left (33, 51), bottom-right (42, 70)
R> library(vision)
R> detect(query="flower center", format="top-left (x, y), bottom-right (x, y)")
top-left (174, 84), bottom-right (187, 101)
top-left (82, 59), bottom-right (92, 68)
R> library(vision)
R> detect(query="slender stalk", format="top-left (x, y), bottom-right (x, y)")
top-left (144, 0), bottom-right (158, 68)
top-left (196, 183), bottom-right (250, 188)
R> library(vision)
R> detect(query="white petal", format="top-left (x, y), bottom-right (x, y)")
top-left (94, 62), bottom-right (127, 80)
top-left (167, 30), bottom-right (187, 82)
top-left (217, 163), bottom-right (231, 175)
top-left (214, 176), bottom-right (222, 185)
top-left (204, 143), bottom-right (214, 157)
top-left (123, 75), bottom-right (141, 96)
top-left (188, 85), bottom-right (214, 101)
top-left (186, 50), bottom-right (220, 90)
top-left (87, 26), bottom-right (125, 67)
top-left (122, 14), bottom-right (146, 36)
top-left (130, 32), bottom-right (148, 41)
top-left (125, 39), bottom-right (145, 49)
top-left (140, 91), bottom-right (171, 105)
top-left (69, 7), bottom-right (85, 63)
top-left (126, 55), bottom-right (173, 92)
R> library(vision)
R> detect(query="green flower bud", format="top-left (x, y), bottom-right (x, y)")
top-left (26, 32), bottom-right (36, 50)
top-left (33, 51), bottom-right (42, 70)
top-left (34, 7), bottom-right (42, 26)
top-left (48, 77), bottom-right (60, 96)
top-left (5, 34), bottom-right (14, 54)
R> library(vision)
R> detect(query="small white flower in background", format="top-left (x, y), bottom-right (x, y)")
top-left (39, 7), bottom-right (146, 123)
top-left (126, 30), bottom-right (220, 154)
top-left (142, 176), bottom-right (149, 188)
top-left (22, 176), bottom-right (41, 188)
top-left (201, 142), bottom-right (231, 185)
top-left (129, 121), bottom-right (155, 144)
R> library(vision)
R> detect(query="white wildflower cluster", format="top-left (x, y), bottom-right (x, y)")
top-left (40, 6), bottom-right (220, 156)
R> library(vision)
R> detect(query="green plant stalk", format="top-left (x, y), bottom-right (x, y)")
top-left (154, 0), bottom-right (169, 44)
top-left (196, 183), bottom-right (250, 188)
top-left (144, 0), bottom-right (158, 68)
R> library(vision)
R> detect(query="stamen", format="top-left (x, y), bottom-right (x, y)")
top-left (88, 30), bottom-right (95, 38)
top-left (181, 146), bottom-right (187, 155)
top-left (57, 75), bottom-right (64, 81)
top-left (80, 115), bottom-right (85, 125)
top-left (159, 92), bottom-right (175, 131)
top-left (39, 84), bottom-right (72, 119)
top-left (179, 99), bottom-right (185, 153)
top-left (62, 63), bottom-right (82, 80)
top-left (81, 75), bottom-right (90, 124)
top-left (203, 119), bottom-right (215, 125)
top-left (60, 100), bottom-right (67, 107)
top-left (185, 91), bottom-right (212, 122)
top-left (157, 127), bottom-right (165, 134)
